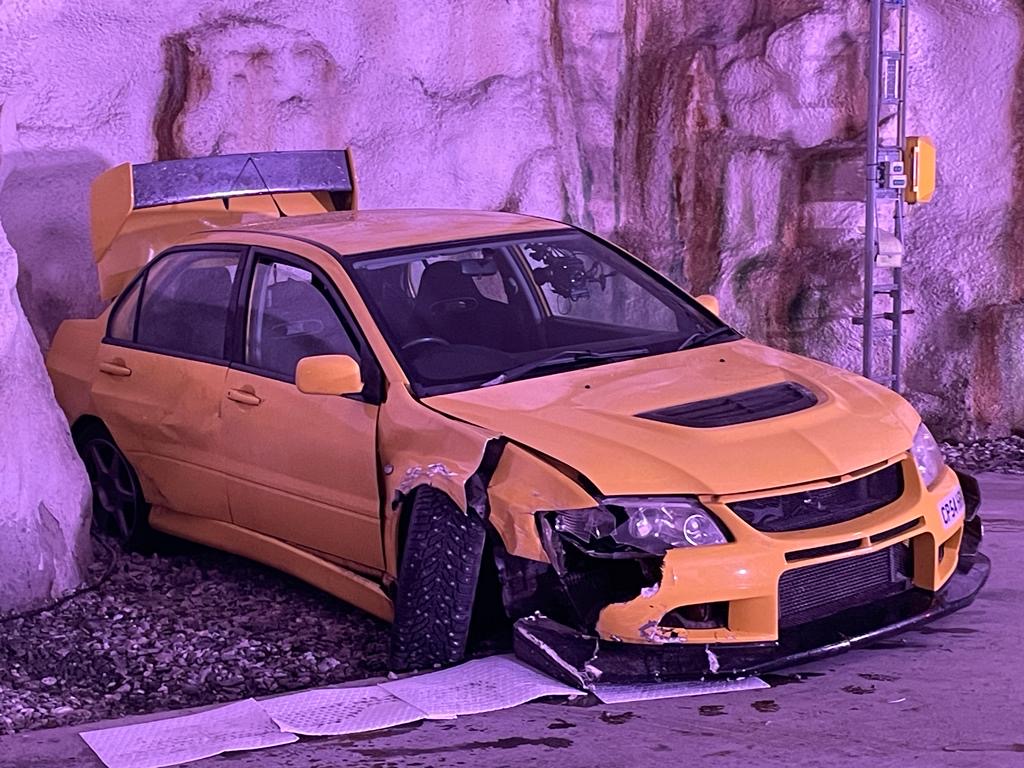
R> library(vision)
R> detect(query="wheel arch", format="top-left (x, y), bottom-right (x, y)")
top-left (70, 413), bottom-right (108, 443)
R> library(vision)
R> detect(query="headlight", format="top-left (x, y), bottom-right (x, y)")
top-left (911, 422), bottom-right (945, 489)
top-left (544, 498), bottom-right (728, 559)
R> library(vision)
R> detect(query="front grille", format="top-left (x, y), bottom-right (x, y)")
top-left (636, 382), bottom-right (817, 428)
top-left (785, 538), bottom-right (861, 563)
top-left (729, 463), bottom-right (904, 532)
top-left (778, 544), bottom-right (913, 628)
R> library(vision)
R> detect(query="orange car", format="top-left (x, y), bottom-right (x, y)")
top-left (46, 151), bottom-right (988, 683)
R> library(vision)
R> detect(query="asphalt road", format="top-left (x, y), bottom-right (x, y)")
top-left (1, 473), bottom-right (1021, 768)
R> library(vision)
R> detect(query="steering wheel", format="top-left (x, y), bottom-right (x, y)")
top-left (401, 336), bottom-right (452, 352)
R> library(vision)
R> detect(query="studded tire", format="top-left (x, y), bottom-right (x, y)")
top-left (389, 485), bottom-right (487, 672)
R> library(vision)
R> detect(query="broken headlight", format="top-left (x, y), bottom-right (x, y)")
top-left (542, 498), bottom-right (729, 559)
top-left (911, 422), bottom-right (945, 489)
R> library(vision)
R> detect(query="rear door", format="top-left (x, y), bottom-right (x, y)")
top-left (219, 248), bottom-right (384, 570)
top-left (91, 246), bottom-right (244, 521)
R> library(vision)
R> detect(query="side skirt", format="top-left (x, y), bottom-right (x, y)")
top-left (149, 507), bottom-right (394, 622)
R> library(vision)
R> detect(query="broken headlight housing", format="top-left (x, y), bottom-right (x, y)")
top-left (542, 498), bottom-right (729, 559)
top-left (911, 422), bottom-right (945, 489)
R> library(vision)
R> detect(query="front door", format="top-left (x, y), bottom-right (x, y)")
top-left (219, 250), bottom-right (383, 570)
top-left (91, 247), bottom-right (244, 521)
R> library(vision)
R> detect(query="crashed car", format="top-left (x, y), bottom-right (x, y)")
top-left (46, 150), bottom-right (988, 685)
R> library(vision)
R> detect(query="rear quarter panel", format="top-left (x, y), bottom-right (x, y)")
top-left (46, 314), bottom-right (106, 427)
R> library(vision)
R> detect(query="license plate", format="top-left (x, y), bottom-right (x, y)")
top-left (939, 486), bottom-right (966, 529)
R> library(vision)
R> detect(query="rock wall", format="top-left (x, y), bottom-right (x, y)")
top-left (0, 110), bottom-right (92, 610)
top-left (0, 0), bottom-right (1019, 440)
top-left (1, 0), bottom-right (1020, 604)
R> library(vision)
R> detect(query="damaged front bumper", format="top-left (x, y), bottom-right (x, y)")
top-left (514, 539), bottom-right (989, 687)
top-left (513, 472), bottom-right (989, 688)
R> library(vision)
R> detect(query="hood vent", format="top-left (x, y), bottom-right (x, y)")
top-left (637, 382), bottom-right (818, 428)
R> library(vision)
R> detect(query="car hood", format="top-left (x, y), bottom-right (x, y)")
top-left (424, 340), bottom-right (921, 497)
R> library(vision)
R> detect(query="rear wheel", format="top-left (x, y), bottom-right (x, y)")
top-left (75, 422), bottom-right (152, 551)
top-left (389, 486), bottom-right (487, 671)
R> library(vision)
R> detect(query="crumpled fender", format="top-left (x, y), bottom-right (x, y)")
top-left (379, 385), bottom-right (497, 510)
top-left (487, 443), bottom-right (596, 562)
top-left (378, 385), bottom-right (497, 575)
top-left (378, 386), bottom-right (598, 576)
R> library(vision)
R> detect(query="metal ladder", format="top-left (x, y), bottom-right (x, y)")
top-left (859, 0), bottom-right (911, 390)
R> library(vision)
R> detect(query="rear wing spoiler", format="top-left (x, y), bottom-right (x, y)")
top-left (90, 149), bottom-right (358, 300)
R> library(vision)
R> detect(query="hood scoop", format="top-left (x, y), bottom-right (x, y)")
top-left (637, 381), bottom-right (818, 428)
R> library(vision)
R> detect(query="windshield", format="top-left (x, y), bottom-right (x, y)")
top-left (345, 229), bottom-right (739, 395)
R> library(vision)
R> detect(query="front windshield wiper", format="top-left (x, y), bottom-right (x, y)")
top-left (482, 348), bottom-right (650, 387)
top-left (676, 325), bottom-right (740, 351)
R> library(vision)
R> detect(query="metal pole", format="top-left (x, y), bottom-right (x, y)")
top-left (890, 0), bottom-right (909, 392)
top-left (863, 0), bottom-right (883, 379)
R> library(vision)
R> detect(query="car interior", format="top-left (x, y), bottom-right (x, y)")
top-left (352, 239), bottom-right (684, 390)
top-left (135, 260), bottom-right (236, 360)
top-left (247, 270), bottom-right (357, 378)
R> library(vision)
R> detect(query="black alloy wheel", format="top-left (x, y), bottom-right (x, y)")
top-left (76, 423), bottom-right (152, 550)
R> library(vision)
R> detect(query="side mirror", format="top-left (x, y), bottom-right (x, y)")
top-left (295, 354), bottom-right (363, 396)
top-left (696, 294), bottom-right (720, 317)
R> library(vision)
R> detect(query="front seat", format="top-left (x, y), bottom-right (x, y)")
top-left (258, 278), bottom-right (352, 377)
top-left (413, 261), bottom-right (520, 350)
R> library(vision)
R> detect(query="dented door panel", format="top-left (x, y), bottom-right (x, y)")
top-left (90, 343), bottom-right (231, 521)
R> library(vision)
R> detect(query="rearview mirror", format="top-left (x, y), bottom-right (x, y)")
top-left (295, 354), bottom-right (363, 396)
top-left (459, 257), bottom-right (498, 276)
top-left (696, 294), bottom-right (720, 317)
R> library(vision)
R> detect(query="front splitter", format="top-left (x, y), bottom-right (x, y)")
top-left (513, 549), bottom-right (991, 689)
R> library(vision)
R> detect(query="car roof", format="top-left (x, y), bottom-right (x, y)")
top-left (228, 208), bottom-right (572, 256)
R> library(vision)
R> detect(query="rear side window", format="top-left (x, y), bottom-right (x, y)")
top-left (134, 250), bottom-right (241, 360)
top-left (107, 279), bottom-right (142, 341)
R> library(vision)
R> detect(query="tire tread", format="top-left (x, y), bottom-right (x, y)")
top-left (389, 486), bottom-right (486, 671)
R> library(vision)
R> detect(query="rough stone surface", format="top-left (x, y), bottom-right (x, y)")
top-left (0, 0), bottom-right (1020, 469)
top-left (5, 0), bottom-right (1016, 439)
top-left (0, 537), bottom-right (389, 735)
top-left (943, 435), bottom-right (1024, 475)
top-left (0, 161), bottom-right (92, 613)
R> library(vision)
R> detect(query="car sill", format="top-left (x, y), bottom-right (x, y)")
top-left (149, 506), bottom-right (394, 622)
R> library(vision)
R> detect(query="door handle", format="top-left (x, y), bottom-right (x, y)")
top-left (99, 359), bottom-right (132, 377)
top-left (226, 388), bottom-right (262, 406)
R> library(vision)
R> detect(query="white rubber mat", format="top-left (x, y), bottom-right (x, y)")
top-left (379, 655), bottom-right (583, 718)
top-left (80, 698), bottom-right (297, 768)
top-left (81, 654), bottom-right (764, 767)
top-left (260, 684), bottom-right (429, 736)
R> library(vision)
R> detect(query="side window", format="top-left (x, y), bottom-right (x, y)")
top-left (135, 250), bottom-right (240, 360)
top-left (107, 278), bottom-right (143, 341)
top-left (245, 258), bottom-right (359, 380)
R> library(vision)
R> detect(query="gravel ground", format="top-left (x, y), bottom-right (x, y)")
top-left (1, 436), bottom-right (1019, 737)
top-left (941, 435), bottom-right (1024, 475)
top-left (0, 537), bottom-right (389, 736)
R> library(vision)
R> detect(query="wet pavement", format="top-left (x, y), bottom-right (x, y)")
top-left (1, 473), bottom-right (1021, 768)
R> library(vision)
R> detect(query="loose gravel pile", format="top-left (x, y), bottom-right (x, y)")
top-left (942, 435), bottom-right (1024, 475)
top-left (0, 537), bottom-right (389, 735)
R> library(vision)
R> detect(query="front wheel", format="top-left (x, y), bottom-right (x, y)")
top-left (75, 422), bottom-right (153, 551)
top-left (389, 486), bottom-right (487, 671)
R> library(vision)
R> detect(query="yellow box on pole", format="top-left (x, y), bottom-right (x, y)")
top-left (905, 136), bottom-right (936, 204)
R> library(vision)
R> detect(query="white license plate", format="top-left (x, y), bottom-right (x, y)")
top-left (939, 486), bottom-right (966, 529)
